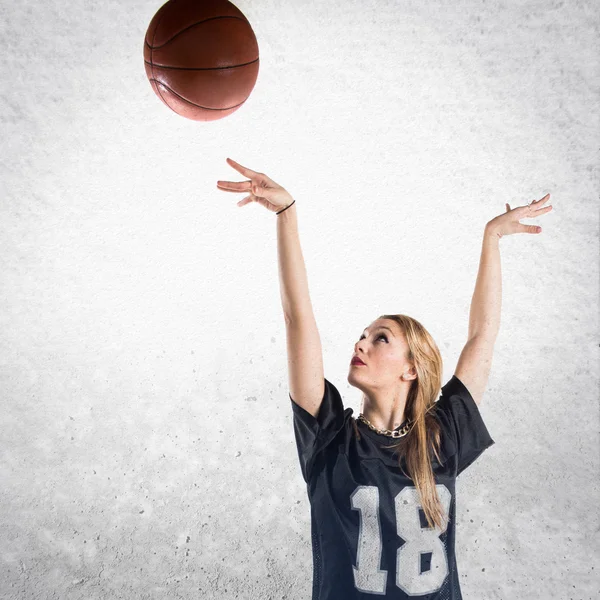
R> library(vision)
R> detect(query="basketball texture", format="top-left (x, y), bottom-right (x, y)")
top-left (144, 0), bottom-right (260, 121)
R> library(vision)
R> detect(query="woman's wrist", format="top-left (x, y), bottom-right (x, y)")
top-left (276, 199), bottom-right (296, 215)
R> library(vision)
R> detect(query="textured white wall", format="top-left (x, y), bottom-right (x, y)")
top-left (1, 0), bottom-right (598, 598)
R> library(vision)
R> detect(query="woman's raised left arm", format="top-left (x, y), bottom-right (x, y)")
top-left (468, 193), bottom-right (553, 340)
top-left (455, 194), bottom-right (554, 405)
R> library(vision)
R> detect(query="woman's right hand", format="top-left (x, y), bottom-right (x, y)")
top-left (217, 158), bottom-right (295, 214)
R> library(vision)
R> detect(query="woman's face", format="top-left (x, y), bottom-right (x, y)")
top-left (348, 319), bottom-right (410, 391)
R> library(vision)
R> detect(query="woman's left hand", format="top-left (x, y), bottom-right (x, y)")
top-left (486, 193), bottom-right (553, 239)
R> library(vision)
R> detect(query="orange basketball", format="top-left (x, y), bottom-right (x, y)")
top-left (144, 0), bottom-right (260, 121)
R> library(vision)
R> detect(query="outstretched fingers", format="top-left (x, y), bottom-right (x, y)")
top-left (527, 193), bottom-right (551, 211)
top-left (226, 157), bottom-right (258, 178)
top-left (217, 179), bottom-right (250, 192)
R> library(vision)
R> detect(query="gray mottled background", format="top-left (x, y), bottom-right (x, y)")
top-left (1, 0), bottom-right (598, 598)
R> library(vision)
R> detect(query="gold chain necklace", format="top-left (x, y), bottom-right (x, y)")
top-left (357, 414), bottom-right (411, 438)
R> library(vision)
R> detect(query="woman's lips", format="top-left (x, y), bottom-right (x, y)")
top-left (351, 360), bottom-right (365, 366)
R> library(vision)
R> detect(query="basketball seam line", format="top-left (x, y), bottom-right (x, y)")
top-left (144, 58), bottom-right (258, 71)
top-left (145, 16), bottom-right (249, 50)
top-left (149, 79), bottom-right (247, 112)
top-left (149, 7), bottom-right (169, 110)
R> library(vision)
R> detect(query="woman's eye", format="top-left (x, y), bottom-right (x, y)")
top-left (359, 334), bottom-right (388, 342)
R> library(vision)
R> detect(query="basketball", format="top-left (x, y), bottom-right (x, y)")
top-left (144, 0), bottom-right (260, 121)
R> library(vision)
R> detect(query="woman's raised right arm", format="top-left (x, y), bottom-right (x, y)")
top-left (277, 202), bottom-right (325, 419)
top-left (217, 158), bottom-right (325, 419)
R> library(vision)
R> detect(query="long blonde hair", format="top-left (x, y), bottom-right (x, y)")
top-left (351, 314), bottom-right (447, 531)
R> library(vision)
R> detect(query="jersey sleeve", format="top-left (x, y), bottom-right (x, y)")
top-left (435, 374), bottom-right (495, 476)
top-left (290, 377), bottom-right (351, 484)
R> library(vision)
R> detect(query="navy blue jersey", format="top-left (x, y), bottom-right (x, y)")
top-left (290, 375), bottom-right (495, 600)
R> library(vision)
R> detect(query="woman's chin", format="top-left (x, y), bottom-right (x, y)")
top-left (347, 371), bottom-right (362, 385)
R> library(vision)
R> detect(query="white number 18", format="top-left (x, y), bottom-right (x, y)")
top-left (351, 484), bottom-right (452, 595)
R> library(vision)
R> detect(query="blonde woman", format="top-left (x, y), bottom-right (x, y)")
top-left (217, 158), bottom-right (552, 600)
